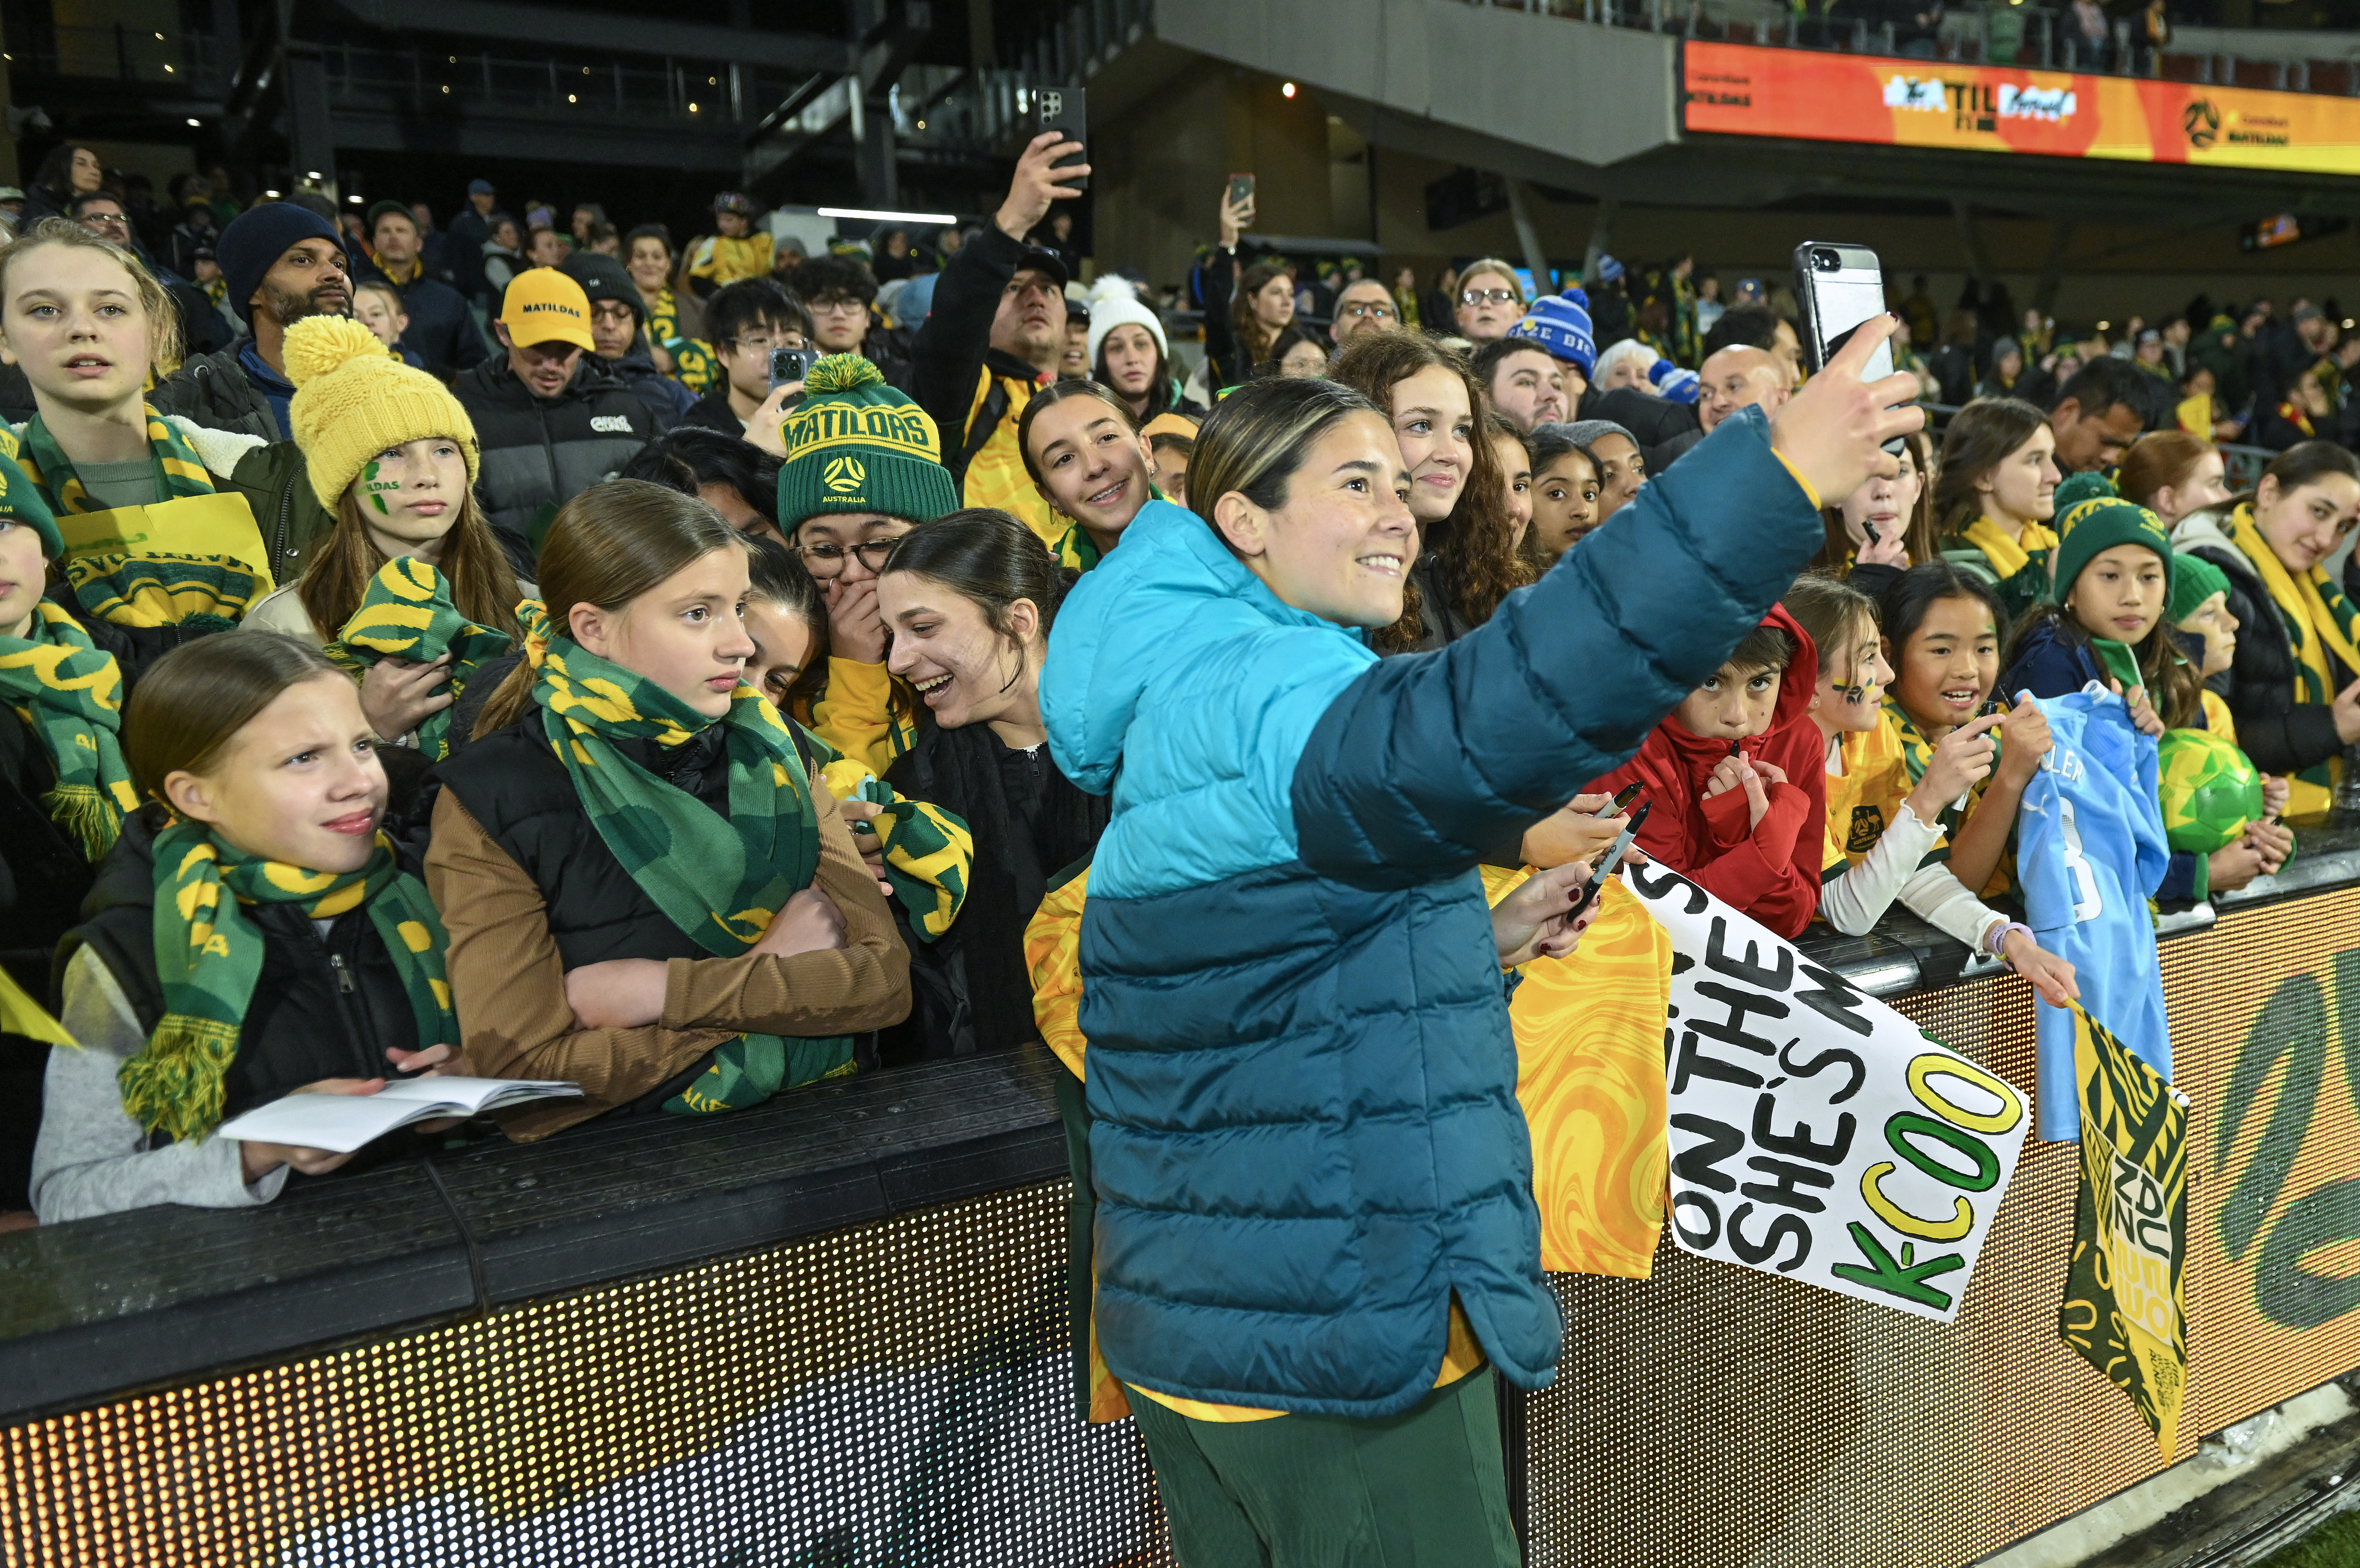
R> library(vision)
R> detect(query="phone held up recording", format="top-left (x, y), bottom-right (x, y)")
top-left (1794, 240), bottom-right (1906, 455)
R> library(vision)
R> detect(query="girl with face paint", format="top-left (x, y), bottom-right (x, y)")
top-left (1787, 573), bottom-right (2078, 1002)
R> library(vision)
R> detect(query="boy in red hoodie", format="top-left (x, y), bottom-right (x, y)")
top-left (1589, 605), bottom-right (1826, 937)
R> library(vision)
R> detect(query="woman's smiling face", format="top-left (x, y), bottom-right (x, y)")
top-left (877, 571), bottom-right (1039, 732)
top-left (1388, 365), bottom-right (1472, 525)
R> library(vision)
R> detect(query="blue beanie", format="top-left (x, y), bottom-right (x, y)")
top-left (1509, 288), bottom-right (1598, 376)
top-left (215, 202), bottom-right (344, 325)
top-left (1594, 254), bottom-right (1626, 285)
top-left (1650, 359), bottom-right (1701, 403)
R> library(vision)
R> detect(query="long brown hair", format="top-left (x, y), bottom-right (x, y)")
top-left (124, 633), bottom-right (343, 801)
top-left (1815, 428), bottom-right (1938, 570)
top-left (1231, 261), bottom-right (1291, 371)
top-left (1933, 396), bottom-right (2049, 536)
top-left (2005, 596), bottom-right (2203, 728)
top-left (1330, 331), bottom-right (1532, 651)
top-left (471, 480), bottom-right (746, 736)
top-left (298, 489), bottom-right (524, 647)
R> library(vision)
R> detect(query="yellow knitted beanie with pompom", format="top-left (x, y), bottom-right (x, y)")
top-left (284, 314), bottom-right (481, 511)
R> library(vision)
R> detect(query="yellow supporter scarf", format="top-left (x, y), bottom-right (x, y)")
top-left (1958, 515), bottom-right (2059, 583)
top-left (2224, 501), bottom-right (2360, 812)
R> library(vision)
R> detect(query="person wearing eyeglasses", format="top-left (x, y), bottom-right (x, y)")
top-left (676, 278), bottom-right (812, 438)
top-left (452, 267), bottom-right (660, 574)
top-left (1329, 275), bottom-right (1403, 349)
top-left (1453, 257), bottom-right (1526, 344)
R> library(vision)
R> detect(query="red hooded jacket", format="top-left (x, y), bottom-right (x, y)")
top-left (1587, 605), bottom-right (1826, 937)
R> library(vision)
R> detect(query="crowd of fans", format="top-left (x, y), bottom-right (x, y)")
top-left (0, 122), bottom-right (2352, 1559)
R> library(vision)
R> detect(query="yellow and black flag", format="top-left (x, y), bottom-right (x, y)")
top-left (2059, 1000), bottom-right (2189, 1456)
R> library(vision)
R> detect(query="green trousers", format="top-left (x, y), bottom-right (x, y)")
top-left (1128, 1367), bottom-right (1522, 1568)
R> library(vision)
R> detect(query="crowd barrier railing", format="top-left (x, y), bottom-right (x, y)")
top-left (6, 823), bottom-right (2360, 1564)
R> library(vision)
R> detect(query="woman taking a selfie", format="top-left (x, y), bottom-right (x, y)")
top-left (1040, 322), bottom-right (1918, 1559)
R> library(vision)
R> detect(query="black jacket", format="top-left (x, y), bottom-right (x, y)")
top-left (2178, 509), bottom-right (2347, 779)
top-left (676, 388), bottom-right (745, 435)
top-left (150, 344), bottom-right (279, 440)
top-left (910, 223), bottom-right (1050, 488)
top-left (353, 261), bottom-right (489, 378)
top-left (63, 810), bottom-right (437, 1126)
top-left (453, 354), bottom-right (660, 573)
top-left (444, 206), bottom-right (494, 304)
top-left (607, 346), bottom-right (693, 431)
top-left (433, 711), bottom-right (751, 1113)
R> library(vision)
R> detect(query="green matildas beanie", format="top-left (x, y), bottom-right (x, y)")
top-left (2169, 551), bottom-right (2231, 624)
top-left (2052, 492), bottom-right (2174, 611)
top-left (776, 354), bottom-right (960, 531)
top-left (0, 446), bottom-right (62, 560)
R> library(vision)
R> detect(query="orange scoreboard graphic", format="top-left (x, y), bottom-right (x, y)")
top-left (1681, 40), bottom-right (2360, 174)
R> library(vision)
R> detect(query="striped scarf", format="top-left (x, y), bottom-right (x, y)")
top-left (0, 601), bottom-right (136, 859)
top-left (123, 820), bottom-right (456, 1144)
top-left (62, 552), bottom-right (254, 629)
top-left (521, 602), bottom-right (855, 1110)
top-left (2224, 501), bottom-right (2360, 812)
top-left (16, 404), bottom-right (216, 516)
top-left (327, 558), bottom-right (513, 759)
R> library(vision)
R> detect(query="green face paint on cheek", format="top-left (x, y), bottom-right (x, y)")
top-left (363, 459), bottom-right (398, 515)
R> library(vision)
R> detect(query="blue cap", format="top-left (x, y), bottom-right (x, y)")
top-left (1508, 288), bottom-right (1598, 377)
top-left (1650, 359), bottom-right (1700, 403)
top-left (1594, 254), bottom-right (1626, 284)
top-left (468, 178), bottom-right (495, 196)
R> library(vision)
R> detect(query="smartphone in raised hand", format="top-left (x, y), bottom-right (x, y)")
top-left (1037, 86), bottom-right (1088, 192)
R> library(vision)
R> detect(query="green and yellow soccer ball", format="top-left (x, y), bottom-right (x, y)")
top-left (2158, 728), bottom-right (2262, 853)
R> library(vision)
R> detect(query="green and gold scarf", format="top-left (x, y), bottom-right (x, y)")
top-left (807, 727), bottom-right (974, 943)
top-left (1886, 695), bottom-right (2016, 898)
top-left (63, 552), bottom-right (254, 629)
top-left (15, 403), bottom-right (216, 516)
top-left (122, 820), bottom-right (456, 1143)
top-left (327, 558), bottom-right (514, 759)
top-left (0, 600), bottom-right (137, 859)
top-left (2224, 501), bottom-right (2360, 813)
top-left (523, 603), bottom-right (855, 1111)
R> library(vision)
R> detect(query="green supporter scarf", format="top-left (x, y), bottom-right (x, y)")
top-left (802, 726), bottom-right (973, 943)
top-left (524, 606), bottom-right (854, 1111)
top-left (16, 403), bottom-right (217, 515)
top-left (326, 558), bottom-right (514, 760)
top-left (122, 821), bottom-right (456, 1144)
top-left (0, 601), bottom-right (138, 859)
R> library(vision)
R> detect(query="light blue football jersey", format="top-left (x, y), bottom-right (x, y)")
top-left (2014, 684), bottom-right (2170, 1140)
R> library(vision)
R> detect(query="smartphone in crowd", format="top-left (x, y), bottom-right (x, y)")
top-left (1794, 241), bottom-right (1905, 452)
top-left (769, 345), bottom-right (818, 391)
top-left (1037, 86), bottom-right (1088, 192)
top-left (1227, 172), bottom-right (1256, 212)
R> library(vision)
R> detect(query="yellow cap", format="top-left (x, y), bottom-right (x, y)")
top-left (498, 267), bottom-right (594, 350)
top-left (284, 315), bottom-right (480, 511)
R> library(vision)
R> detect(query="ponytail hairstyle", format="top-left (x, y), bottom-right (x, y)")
top-left (1330, 330), bottom-right (1533, 651)
top-left (879, 509), bottom-right (1067, 682)
top-left (1816, 427), bottom-right (1938, 571)
top-left (299, 488), bottom-right (525, 648)
top-left (471, 479), bottom-right (746, 736)
top-left (124, 634), bottom-right (345, 804)
top-left (1780, 571), bottom-right (1878, 694)
top-left (1187, 375), bottom-right (1385, 553)
top-left (1932, 396), bottom-right (2050, 535)
top-left (2113, 430), bottom-right (2215, 513)
top-left (1231, 261), bottom-right (1292, 370)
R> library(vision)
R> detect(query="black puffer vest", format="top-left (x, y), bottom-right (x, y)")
top-left (434, 708), bottom-right (730, 968)
top-left (62, 810), bottom-right (433, 1131)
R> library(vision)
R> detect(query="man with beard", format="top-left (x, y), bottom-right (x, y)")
top-left (910, 130), bottom-right (1072, 547)
top-left (151, 202), bottom-right (351, 441)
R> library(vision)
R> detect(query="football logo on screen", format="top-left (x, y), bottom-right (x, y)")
top-left (824, 456), bottom-right (866, 493)
top-left (2185, 100), bottom-right (2220, 148)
